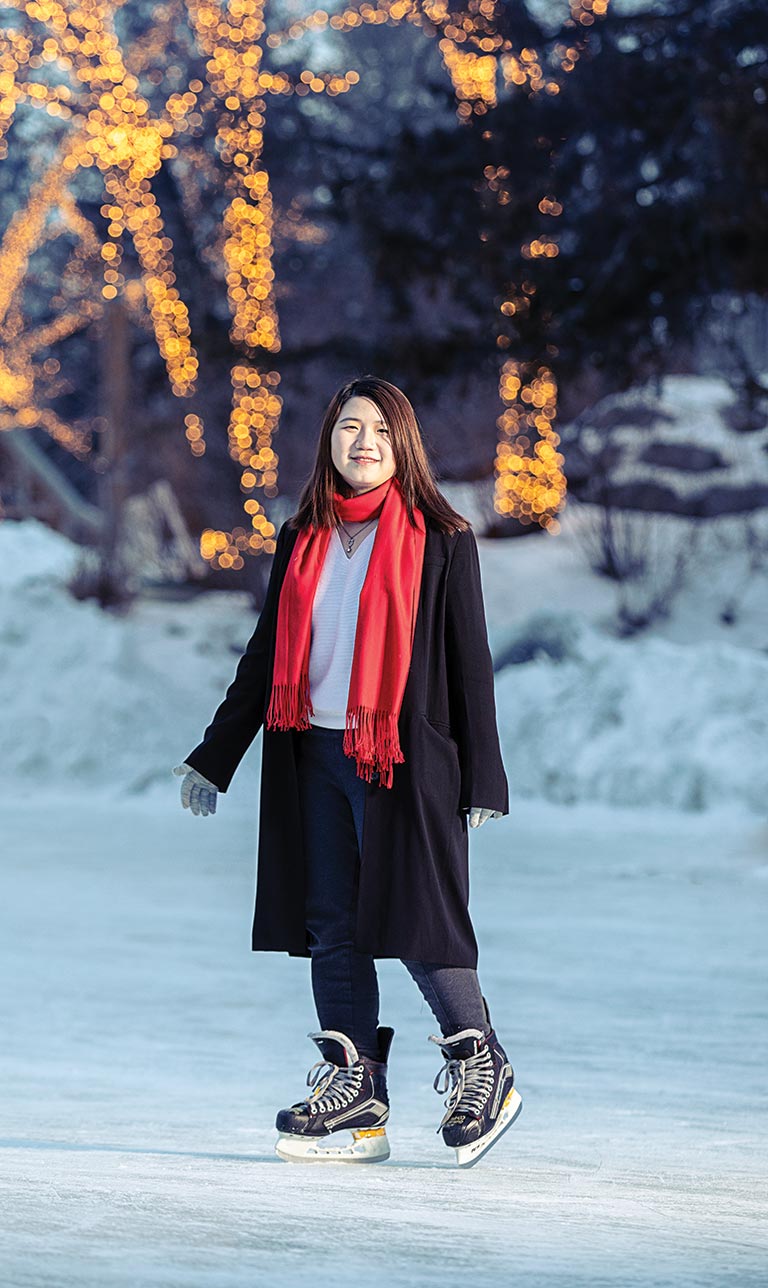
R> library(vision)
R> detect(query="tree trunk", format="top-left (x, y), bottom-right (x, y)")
top-left (97, 294), bottom-right (131, 603)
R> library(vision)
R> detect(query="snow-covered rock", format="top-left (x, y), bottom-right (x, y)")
top-left (561, 374), bottom-right (768, 515)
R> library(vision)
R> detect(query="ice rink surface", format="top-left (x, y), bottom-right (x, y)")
top-left (1, 791), bottom-right (767, 1287)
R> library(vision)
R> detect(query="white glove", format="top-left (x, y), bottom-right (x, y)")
top-left (172, 763), bottom-right (218, 816)
top-left (467, 806), bottom-right (503, 828)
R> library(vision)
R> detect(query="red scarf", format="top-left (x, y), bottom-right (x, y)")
top-left (264, 475), bottom-right (426, 788)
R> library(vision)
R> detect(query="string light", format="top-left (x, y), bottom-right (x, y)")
top-left (0, 0), bottom-right (202, 494)
top-left (569, 0), bottom-right (609, 30)
top-left (270, 0), bottom-right (608, 532)
top-left (495, 359), bottom-right (565, 531)
top-left (185, 0), bottom-right (278, 568)
top-left (0, 153), bottom-right (99, 453)
top-left (268, 1), bottom-right (508, 113)
top-left (183, 412), bottom-right (206, 457)
top-left (1, 0), bottom-right (610, 567)
top-left (0, 0), bottom-right (352, 571)
top-left (183, 0), bottom-right (361, 567)
top-left (492, 0), bottom-right (611, 527)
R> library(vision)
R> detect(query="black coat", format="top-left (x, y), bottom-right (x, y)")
top-left (183, 516), bottom-right (509, 968)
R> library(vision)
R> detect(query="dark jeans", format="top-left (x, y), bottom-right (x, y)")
top-left (295, 724), bottom-right (491, 1061)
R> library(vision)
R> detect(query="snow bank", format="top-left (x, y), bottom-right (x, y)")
top-left (2, 517), bottom-right (766, 815)
top-left (0, 519), bottom-right (257, 796)
top-left (494, 611), bottom-right (768, 815)
top-left (0, 514), bottom-right (80, 588)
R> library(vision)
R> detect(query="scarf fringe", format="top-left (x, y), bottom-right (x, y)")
top-left (264, 674), bottom-right (313, 732)
top-left (344, 706), bottom-right (405, 790)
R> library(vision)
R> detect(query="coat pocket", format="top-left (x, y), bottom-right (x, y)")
top-left (424, 714), bottom-right (457, 744)
top-left (415, 713), bottom-right (462, 806)
top-left (425, 715), bottom-right (451, 732)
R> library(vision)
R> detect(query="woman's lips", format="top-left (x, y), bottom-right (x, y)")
top-left (353, 457), bottom-right (378, 463)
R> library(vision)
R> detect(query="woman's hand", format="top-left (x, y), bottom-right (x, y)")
top-left (467, 806), bottom-right (503, 828)
top-left (173, 763), bottom-right (219, 816)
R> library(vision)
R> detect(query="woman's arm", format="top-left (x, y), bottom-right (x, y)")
top-left (181, 521), bottom-right (292, 792)
top-left (444, 526), bottom-right (510, 817)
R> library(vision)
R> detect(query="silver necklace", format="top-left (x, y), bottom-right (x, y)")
top-left (337, 516), bottom-right (378, 558)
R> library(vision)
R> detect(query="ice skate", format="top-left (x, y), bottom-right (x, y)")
top-left (275, 1026), bottom-right (393, 1163)
top-left (429, 1003), bottom-right (521, 1168)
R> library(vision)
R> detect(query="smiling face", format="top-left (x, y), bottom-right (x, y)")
top-left (330, 395), bottom-right (397, 494)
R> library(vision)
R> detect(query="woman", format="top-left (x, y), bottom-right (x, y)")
top-left (173, 375), bottom-right (522, 1167)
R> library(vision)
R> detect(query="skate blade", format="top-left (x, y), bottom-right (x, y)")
top-left (275, 1126), bottom-right (390, 1164)
top-left (454, 1087), bottom-right (523, 1169)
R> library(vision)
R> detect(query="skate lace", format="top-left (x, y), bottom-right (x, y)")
top-left (304, 1060), bottom-right (364, 1115)
top-left (433, 1048), bottom-right (495, 1132)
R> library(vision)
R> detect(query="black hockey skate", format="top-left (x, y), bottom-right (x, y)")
top-left (429, 1002), bottom-right (521, 1168)
top-left (275, 1026), bottom-right (393, 1163)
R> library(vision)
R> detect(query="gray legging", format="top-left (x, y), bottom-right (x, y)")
top-left (295, 724), bottom-right (491, 1061)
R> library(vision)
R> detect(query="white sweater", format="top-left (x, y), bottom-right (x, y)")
top-left (308, 522), bottom-right (378, 728)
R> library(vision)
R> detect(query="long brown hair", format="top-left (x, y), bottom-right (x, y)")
top-left (289, 375), bottom-right (471, 535)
